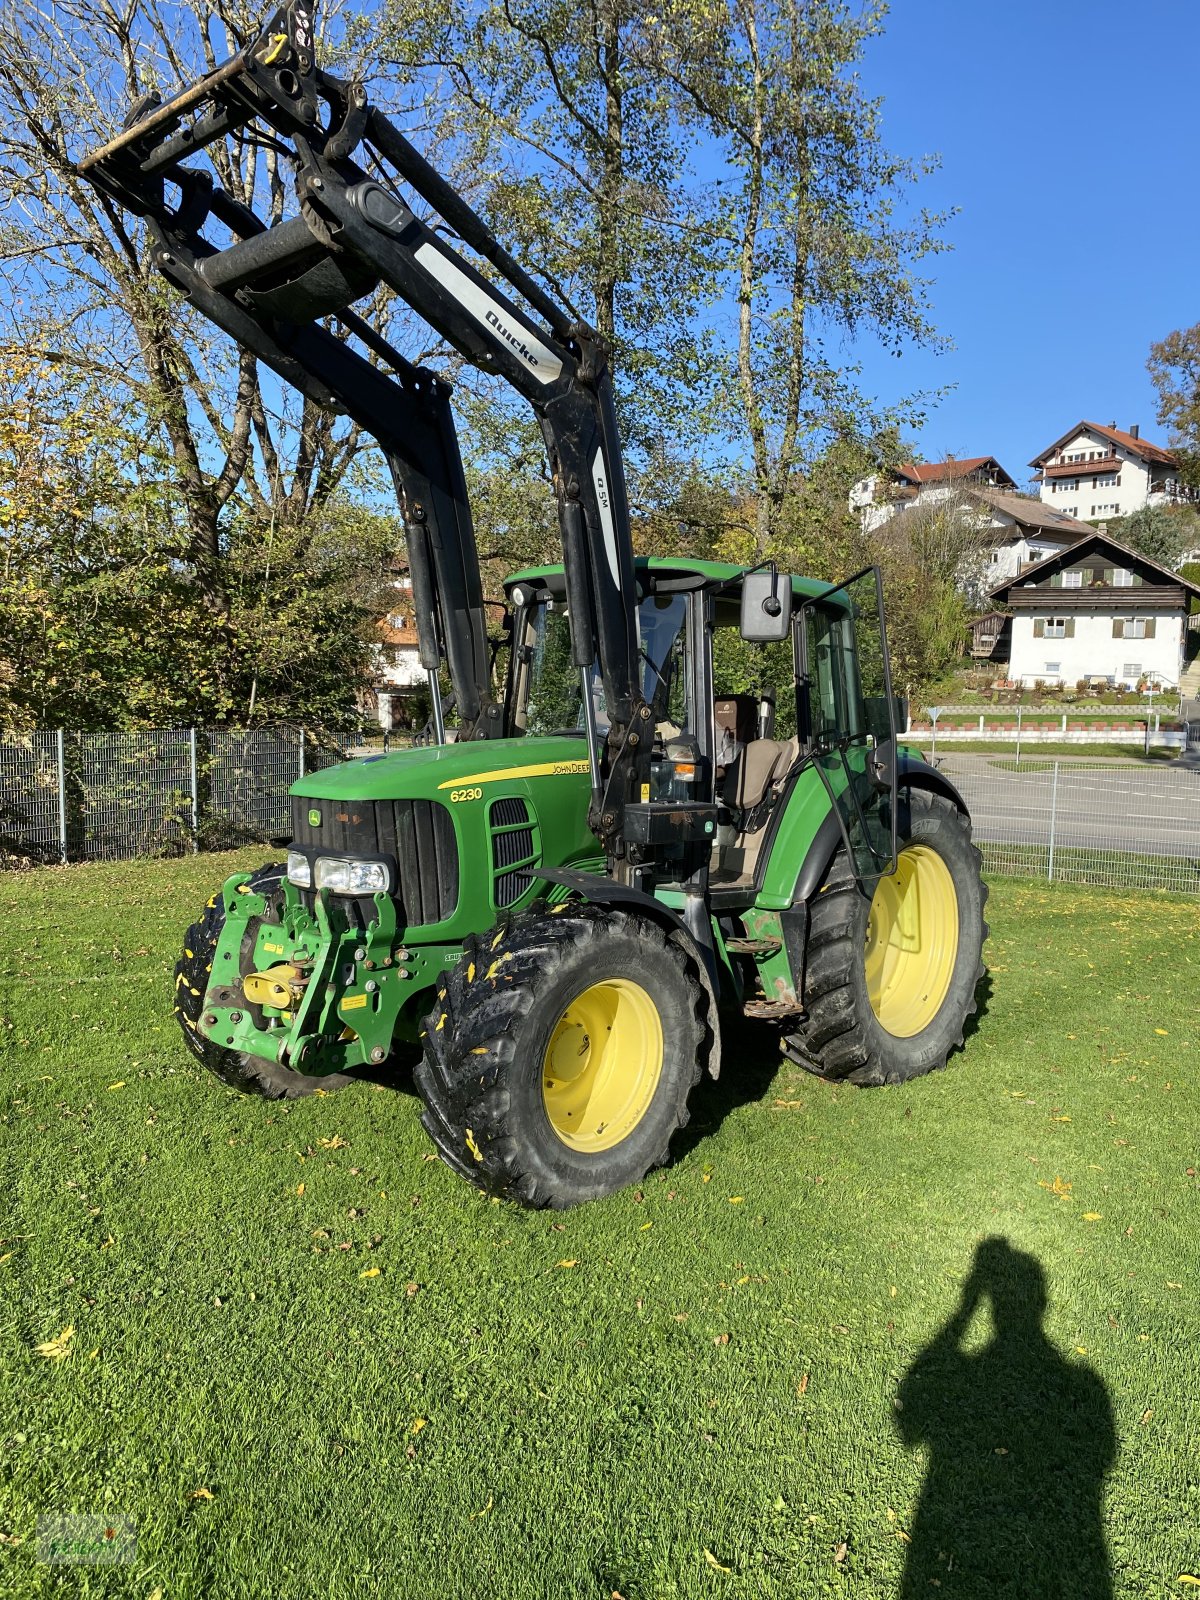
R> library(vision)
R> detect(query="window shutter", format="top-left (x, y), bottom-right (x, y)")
top-left (1103, 567), bottom-right (1114, 584)
top-left (1034, 618), bottom-right (1045, 638)
top-left (1145, 618), bottom-right (1156, 639)
top-left (1112, 618), bottom-right (1122, 638)
top-left (1050, 573), bottom-right (1062, 588)
top-left (1065, 618), bottom-right (1075, 638)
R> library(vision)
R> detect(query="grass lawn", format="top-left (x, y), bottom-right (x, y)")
top-left (1, 854), bottom-right (1198, 1598)
top-left (927, 741), bottom-right (1178, 762)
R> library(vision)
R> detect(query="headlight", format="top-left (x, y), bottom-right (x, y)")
top-left (314, 856), bottom-right (390, 894)
top-left (287, 849), bottom-right (312, 887)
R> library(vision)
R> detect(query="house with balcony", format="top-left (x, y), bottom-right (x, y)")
top-left (850, 455), bottom-right (1017, 534)
top-left (372, 571), bottom-right (426, 730)
top-left (987, 530), bottom-right (1200, 689)
top-left (1029, 421), bottom-right (1192, 522)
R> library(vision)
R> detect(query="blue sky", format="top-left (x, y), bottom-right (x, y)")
top-left (850, 0), bottom-right (1200, 489)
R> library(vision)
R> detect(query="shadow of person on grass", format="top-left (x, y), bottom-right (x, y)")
top-left (897, 1238), bottom-right (1115, 1599)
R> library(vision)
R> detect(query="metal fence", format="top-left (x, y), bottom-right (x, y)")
top-left (939, 753), bottom-right (1200, 895)
top-left (0, 727), bottom-right (358, 867)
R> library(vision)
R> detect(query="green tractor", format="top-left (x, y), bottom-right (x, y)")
top-left (83, 4), bottom-right (986, 1208)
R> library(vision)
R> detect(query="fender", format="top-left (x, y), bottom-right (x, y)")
top-left (536, 868), bottom-right (722, 1081)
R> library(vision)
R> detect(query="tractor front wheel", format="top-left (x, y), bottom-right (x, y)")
top-left (788, 790), bottom-right (988, 1086)
top-left (415, 904), bottom-right (710, 1207)
top-left (174, 863), bottom-right (355, 1100)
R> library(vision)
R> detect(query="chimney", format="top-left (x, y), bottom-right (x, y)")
top-left (1130, 423), bottom-right (1140, 439)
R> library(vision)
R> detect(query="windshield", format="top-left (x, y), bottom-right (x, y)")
top-left (519, 592), bottom-right (689, 737)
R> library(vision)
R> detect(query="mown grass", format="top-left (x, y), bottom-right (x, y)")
top-left (928, 740), bottom-right (1178, 761)
top-left (1, 854), bottom-right (1198, 1598)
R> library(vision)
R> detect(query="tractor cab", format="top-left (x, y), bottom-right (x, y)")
top-left (503, 557), bottom-right (900, 903)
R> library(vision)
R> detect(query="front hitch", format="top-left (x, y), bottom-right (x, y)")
top-left (199, 871), bottom-right (403, 1074)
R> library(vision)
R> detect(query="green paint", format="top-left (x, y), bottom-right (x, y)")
top-left (307, 808), bottom-right (321, 828)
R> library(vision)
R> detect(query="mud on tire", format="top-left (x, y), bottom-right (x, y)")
top-left (787, 789), bottom-right (988, 1087)
top-left (173, 863), bottom-right (355, 1100)
top-left (415, 903), bottom-right (712, 1208)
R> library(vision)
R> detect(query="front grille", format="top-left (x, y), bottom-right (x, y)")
top-left (290, 796), bottom-right (459, 926)
top-left (490, 796), bottom-right (538, 908)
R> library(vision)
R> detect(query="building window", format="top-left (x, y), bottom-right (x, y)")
top-left (1113, 568), bottom-right (1134, 587)
top-left (1123, 663), bottom-right (1141, 679)
top-left (1062, 570), bottom-right (1083, 588)
top-left (1045, 661), bottom-right (1061, 674)
top-left (1045, 617), bottom-right (1067, 639)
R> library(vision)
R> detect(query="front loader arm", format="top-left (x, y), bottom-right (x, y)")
top-left (78, 1), bottom-right (648, 852)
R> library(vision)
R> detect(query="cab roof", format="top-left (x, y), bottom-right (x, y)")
top-left (504, 556), bottom-right (835, 603)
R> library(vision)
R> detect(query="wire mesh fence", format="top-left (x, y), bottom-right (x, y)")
top-left (0, 727), bottom-right (360, 868)
top-left (939, 753), bottom-right (1200, 895)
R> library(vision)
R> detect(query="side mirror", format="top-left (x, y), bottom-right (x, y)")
top-left (739, 570), bottom-right (793, 642)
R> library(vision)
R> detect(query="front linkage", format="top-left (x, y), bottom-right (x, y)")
top-left (194, 872), bottom-right (414, 1075)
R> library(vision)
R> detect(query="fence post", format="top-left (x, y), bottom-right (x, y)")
top-left (1016, 706), bottom-right (1022, 768)
top-left (1048, 761), bottom-right (1059, 883)
top-left (299, 726), bottom-right (306, 781)
top-left (189, 727), bottom-right (200, 853)
top-left (56, 728), bottom-right (67, 864)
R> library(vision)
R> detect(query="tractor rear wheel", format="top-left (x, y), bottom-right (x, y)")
top-left (786, 790), bottom-right (987, 1086)
top-left (174, 863), bottom-right (355, 1100)
top-left (415, 904), bottom-right (710, 1207)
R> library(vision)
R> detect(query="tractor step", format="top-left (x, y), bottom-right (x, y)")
top-left (725, 936), bottom-right (783, 956)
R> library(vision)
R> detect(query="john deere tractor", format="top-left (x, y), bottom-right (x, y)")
top-left (82, 3), bottom-right (987, 1208)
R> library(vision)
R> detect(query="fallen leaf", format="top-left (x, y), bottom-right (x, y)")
top-left (405, 1282), bottom-right (420, 1297)
top-left (1082, 1212), bottom-right (1103, 1221)
top-left (889, 1285), bottom-right (897, 1298)
top-left (0, 1532), bottom-right (23, 1546)
top-left (797, 1373), bottom-right (810, 1395)
top-left (318, 1135), bottom-right (348, 1149)
top-left (557, 1259), bottom-right (578, 1269)
top-left (149, 1590), bottom-right (164, 1600)
top-left (0, 1253), bottom-right (12, 1265)
top-left (1155, 1028), bottom-right (1169, 1036)
top-left (1167, 1281), bottom-right (1183, 1290)
top-left (728, 1196), bottom-right (744, 1204)
top-left (994, 1447), bottom-right (1008, 1455)
top-left (107, 1082), bottom-right (125, 1091)
top-left (411, 1417), bottom-right (426, 1434)
top-left (1037, 1175), bottom-right (1073, 1197)
top-left (713, 1332), bottom-right (730, 1346)
top-left (34, 1324), bottom-right (75, 1360)
top-left (640, 1222), bottom-right (653, 1231)
top-left (834, 1540), bottom-right (848, 1565)
top-left (1141, 1408), bottom-right (1153, 1425)
top-left (1075, 1346), bottom-right (1088, 1355)
top-left (471, 1495), bottom-right (494, 1520)
top-left (87, 1348), bottom-right (98, 1360)
top-left (295, 1183), bottom-right (305, 1197)
top-left (702, 1173), bottom-right (712, 1184)
top-left (191, 1487), bottom-right (214, 1501)
top-left (703, 1549), bottom-right (731, 1573)
top-left (360, 1267), bottom-right (381, 1278)
top-left (1178, 1578), bottom-right (1200, 1588)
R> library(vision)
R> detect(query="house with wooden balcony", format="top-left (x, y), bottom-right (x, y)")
top-left (1029, 421), bottom-right (1192, 522)
top-left (850, 455), bottom-right (1017, 534)
top-left (372, 572), bottom-right (426, 730)
top-left (987, 530), bottom-right (1200, 689)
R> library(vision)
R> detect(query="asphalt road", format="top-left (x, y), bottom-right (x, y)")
top-left (936, 753), bottom-right (1200, 858)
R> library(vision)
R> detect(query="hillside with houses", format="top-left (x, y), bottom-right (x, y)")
top-left (851, 419), bottom-right (1200, 698)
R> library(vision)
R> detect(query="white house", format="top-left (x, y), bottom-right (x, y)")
top-left (988, 531), bottom-right (1200, 689)
top-left (870, 480), bottom-right (1082, 593)
top-left (850, 455), bottom-right (1017, 534)
top-left (373, 571), bottom-right (425, 730)
top-left (1029, 421), bottom-right (1193, 522)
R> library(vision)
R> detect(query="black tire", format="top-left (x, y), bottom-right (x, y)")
top-left (787, 790), bottom-right (988, 1086)
top-left (173, 862), bottom-right (355, 1100)
top-left (415, 904), bottom-right (711, 1208)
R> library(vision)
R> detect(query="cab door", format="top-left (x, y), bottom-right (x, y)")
top-left (800, 566), bottom-right (899, 885)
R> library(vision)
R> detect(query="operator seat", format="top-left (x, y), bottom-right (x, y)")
top-left (713, 736), bottom-right (799, 887)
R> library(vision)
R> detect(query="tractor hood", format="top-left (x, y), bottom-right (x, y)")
top-left (292, 734), bottom-right (593, 803)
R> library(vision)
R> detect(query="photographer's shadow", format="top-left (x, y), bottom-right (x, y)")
top-left (897, 1238), bottom-right (1115, 1598)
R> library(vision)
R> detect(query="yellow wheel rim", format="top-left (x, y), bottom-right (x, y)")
top-left (541, 979), bottom-right (664, 1153)
top-left (865, 845), bottom-right (959, 1039)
